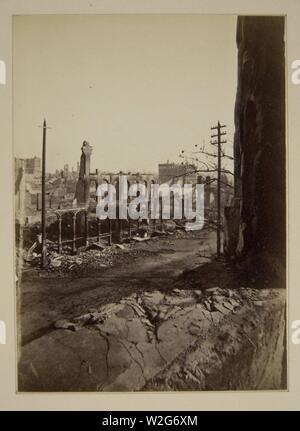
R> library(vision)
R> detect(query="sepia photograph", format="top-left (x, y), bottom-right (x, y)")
top-left (14, 14), bottom-right (286, 392)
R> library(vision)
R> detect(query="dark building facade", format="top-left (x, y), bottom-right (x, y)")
top-left (225, 16), bottom-right (286, 285)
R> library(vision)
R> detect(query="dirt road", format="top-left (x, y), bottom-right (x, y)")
top-left (19, 230), bottom-right (216, 345)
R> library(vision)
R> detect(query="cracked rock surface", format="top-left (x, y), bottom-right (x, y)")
top-left (18, 287), bottom-right (286, 391)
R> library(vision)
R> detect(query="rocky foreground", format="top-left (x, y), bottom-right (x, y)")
top-left (19, 286), bottom-right (286, 391)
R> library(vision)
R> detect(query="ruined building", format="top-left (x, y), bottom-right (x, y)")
top-left (226, 16), bottom-right (286, 285)
top-left (158, 161), bottom-right (198, 185)
top-left (74, 141), bottom-right (93, 206)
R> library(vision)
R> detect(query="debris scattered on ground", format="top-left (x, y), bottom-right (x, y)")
top-left (46, 247), bottom-right (119, 274)
top-left (132, 236), bottom-right (151, 242)
top-left (49, 257), bottom-right (62, 268)
top-left (52, 286), bottom-right (244, 334)
top-left (20, 228), bottom-right (208, 277)
top-left (85, 241), bottom-right (107, 251)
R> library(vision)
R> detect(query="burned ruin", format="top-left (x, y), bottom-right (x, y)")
top-left (225, 16), bottom-right (286, 289)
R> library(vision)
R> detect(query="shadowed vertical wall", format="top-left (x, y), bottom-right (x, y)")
top-left (232, 16), bottom-right (286, 274)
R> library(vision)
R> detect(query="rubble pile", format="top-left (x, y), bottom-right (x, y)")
top-left (35, 243), bottom-right (165, 276)
top-left (20, 222), bottom-right (205, 276)
top-left (47, 248), bottom-right (116, 273)
top-left (53, 286), bottom-right (243, 336)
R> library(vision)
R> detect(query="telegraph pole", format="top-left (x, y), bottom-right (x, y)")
top-left (40, 119), bottom-right (51, 268)
top-left (211, 121), bottom-right (227, 257)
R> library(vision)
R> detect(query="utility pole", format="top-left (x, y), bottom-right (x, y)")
top-left (211, 121), bottom-right (227, 257)
top-left (40, 119), bottom-right (51, 268)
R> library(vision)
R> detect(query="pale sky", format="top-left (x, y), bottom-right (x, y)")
top-left (13, 14), bottom-right (237, 174)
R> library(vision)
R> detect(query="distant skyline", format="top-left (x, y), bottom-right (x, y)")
top-left (13, 15), bottom-right (237, 173)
